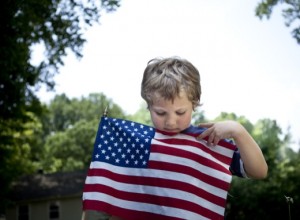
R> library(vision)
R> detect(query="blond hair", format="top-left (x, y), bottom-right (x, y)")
top-left (141, 57), bottom-right (201, 108)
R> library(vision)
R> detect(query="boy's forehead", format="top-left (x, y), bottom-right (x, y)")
top-left (151, 91), bottom-right (190, 105)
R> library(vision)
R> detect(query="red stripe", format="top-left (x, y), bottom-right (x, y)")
top-left (83, 183), bottom-right (224, 219)
top-left (155, 137), bottom-right (233, 165)
top-left (84, 168), bottom-right (227, 206)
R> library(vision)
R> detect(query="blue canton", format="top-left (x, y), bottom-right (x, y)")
top-left (92, 117), bottom-right (156, 168)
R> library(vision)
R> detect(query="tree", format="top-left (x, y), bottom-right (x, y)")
top-left (40, 93), bottom-right (126, 173)
top-left (0, 0), bottom-right (120, 213)
top-left (255, 0), bottom-right (300, 44)
top-left (0, 0), bottom-right (120, 121)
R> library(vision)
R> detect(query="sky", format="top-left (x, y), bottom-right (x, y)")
top-left (35, 0), bottom-right (300, 151)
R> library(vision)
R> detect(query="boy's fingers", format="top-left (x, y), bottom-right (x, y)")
top-left (198, 122), bottom-right (214, 128)
top-left (197, 129), bottom-right (209, 139)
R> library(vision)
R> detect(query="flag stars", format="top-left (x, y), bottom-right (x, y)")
top-left (94, 117), bottom-right (154, 168)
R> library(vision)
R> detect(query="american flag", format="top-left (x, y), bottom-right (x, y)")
top-left (83, 116), bottom-right (236, 220)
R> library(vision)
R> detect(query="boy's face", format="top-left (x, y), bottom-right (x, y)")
top-left (149, 91), bottom-right (193, 133)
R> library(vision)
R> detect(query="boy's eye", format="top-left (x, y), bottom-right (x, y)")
top-left (155, 112), bottom-right (166, 116)
top-left (176, 111), bottom-right (186, 116)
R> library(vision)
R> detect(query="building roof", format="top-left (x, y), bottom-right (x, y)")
top-left (9, 170), bottom-right (87, 202)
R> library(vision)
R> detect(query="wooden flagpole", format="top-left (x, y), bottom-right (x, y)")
top-left (81, 210), bottom-right (86, 220)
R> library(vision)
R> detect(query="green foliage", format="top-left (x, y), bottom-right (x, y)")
top-left (42, 119), bottom-right (97, 172)
top-left (226, 117), bottom-right (300, 219)
top-left (255, 0), bottom-right (300, 44)
top-left (46, 93), bottom-right (124, 132)
top-left (0, 112), bottom-right (45, 212)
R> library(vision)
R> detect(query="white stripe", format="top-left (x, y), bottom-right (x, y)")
top-left (151, 138), bottom-right (231, 171)
top-left (83, 191), bottom-right (211, 220)
top-left (154, 132), bottom-right (234, 158)
top-left (84, 176), bottom-right (225, 215)
top-left (89, 162), bottom-right (229, 198)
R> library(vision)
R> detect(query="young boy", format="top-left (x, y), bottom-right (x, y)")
top-left (107, 57), bottom-right (267, 219)
top-left (141, 57), bottom-right (267, 179)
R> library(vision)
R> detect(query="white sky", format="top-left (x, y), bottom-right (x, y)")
top-left (36, 0), bottom-right (300, 151)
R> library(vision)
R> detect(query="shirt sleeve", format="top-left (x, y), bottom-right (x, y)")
top-left (229, 149), bottom-right (249, 178)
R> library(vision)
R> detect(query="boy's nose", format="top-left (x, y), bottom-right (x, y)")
top-left (165, 116), bottom-right (176, 128)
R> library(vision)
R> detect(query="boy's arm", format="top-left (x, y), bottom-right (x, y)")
top-left (197, 121), bottom-right (268, 179)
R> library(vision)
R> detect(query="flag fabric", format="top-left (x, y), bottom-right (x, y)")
top-left (83, 116), bottom-right (237, 220)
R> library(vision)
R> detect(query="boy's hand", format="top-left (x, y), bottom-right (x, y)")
top-left (197, 121), bottom-right (241, 146)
